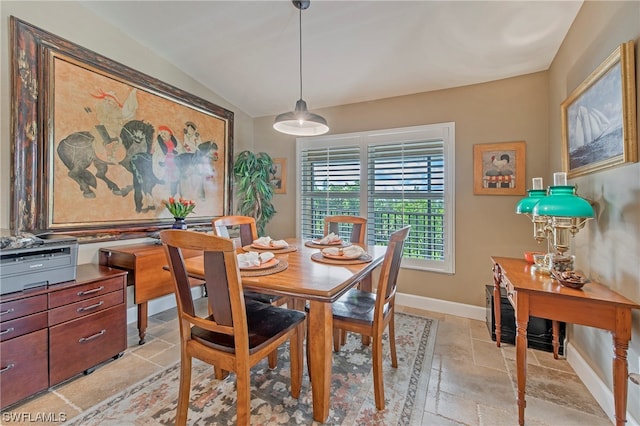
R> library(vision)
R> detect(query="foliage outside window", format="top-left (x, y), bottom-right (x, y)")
top-left (297, 123), bottom-right (455, 274)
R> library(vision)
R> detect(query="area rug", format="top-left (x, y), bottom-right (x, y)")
top-left (66, 313), bottom-right (436, 425)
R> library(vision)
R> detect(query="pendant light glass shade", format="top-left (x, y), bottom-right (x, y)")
top-left (274, 0), bottom-right (329, 136)
top-left (532, 186), bottom-right (594, 218)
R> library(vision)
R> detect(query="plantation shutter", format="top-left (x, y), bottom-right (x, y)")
top-left (367, 140), bottom-right (446, 261)
top-left (299, 145), bottom-right (361, 239)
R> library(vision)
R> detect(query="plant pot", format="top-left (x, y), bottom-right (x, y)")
top-left (172, 217), bottom-right (187, 230)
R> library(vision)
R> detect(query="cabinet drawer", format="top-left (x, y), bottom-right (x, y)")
top-left (49, 305), bottom-right (126, 386)
top-left (0, 329), bottom-right (48, 409)
top-left (0, 295), bottom-right (47, 322)
top-left (48, 290), bottom-right (124, 326)
top-left (0, 312), bottom-right (48, 342)
top-left (49, 276), bottom-right (123, 308)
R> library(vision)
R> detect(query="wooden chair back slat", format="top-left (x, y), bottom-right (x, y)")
top-left (324, 216), bottom-right (367, 244)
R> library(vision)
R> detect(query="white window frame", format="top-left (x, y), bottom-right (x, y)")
top-left (296, 123), bottom-right (455, 274)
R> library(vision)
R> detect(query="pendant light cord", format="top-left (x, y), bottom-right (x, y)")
top-left (298, 5), bottom-right (303, 100)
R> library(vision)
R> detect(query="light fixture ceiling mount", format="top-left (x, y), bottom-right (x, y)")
top-left (273, 0), bottom-right (329, 136)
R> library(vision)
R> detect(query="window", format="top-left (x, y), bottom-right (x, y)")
top-left (297, 123), bottom-right (455, 274)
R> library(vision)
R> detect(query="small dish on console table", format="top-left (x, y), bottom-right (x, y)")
top-left (551, 269), bottom-right (589, 289)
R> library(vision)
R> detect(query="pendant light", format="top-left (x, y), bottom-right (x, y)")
top-left (273, 0), bottom-right (329, 136)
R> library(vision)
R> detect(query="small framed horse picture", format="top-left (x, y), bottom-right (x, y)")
top-left (10, 17), bottom-right (234, 241)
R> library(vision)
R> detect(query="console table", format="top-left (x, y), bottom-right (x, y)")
top-left (491, 256), bottom-right (639, 426)
top-left (99, 243), bottom-right (203, 344)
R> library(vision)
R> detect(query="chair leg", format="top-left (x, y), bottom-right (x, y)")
top-left (214, 367), bottom-right (229, 380)
top-left (372, 335), bottom-right (385, 410)
top-left (290, 323), bottom-right (304, 398)
top-left (175, 354), bottom-right (193, 426)
top-left (236, 369), bottom-right (251, 426)
top-left (268, 349), bottom-right (278, 369)
top-left (389, 315), bottom-right (398, 368)
top-left (333, 327), bottom-right (340, 352)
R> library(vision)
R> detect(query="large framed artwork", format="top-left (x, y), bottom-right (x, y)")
top-left (10, 17), bottom-right (234, 242)
top-left (473, 141), bottom-right (526, 195)
top-left (561, 41), bottom-right (637, 178)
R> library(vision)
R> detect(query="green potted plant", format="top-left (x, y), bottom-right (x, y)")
top-left (233, 150), bottom-right (276, 235)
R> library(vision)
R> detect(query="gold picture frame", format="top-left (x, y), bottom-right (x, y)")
top-left (270, 158), bottom-right (287, 194)
top-left (561, 40), bottom-right (637, 178)
top-left (473, 141), bottom-right (526, 195)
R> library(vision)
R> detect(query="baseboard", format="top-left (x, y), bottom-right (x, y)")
top-left (567, 342), bottom-right (639, 425)
top-left (395, 291), bottom-right (486, 321)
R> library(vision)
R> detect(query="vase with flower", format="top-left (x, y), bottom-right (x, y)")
top-left (164, 197), bottom-right (196, 230)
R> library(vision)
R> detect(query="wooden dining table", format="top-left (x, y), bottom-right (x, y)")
top-left (182, 237), bottom-right (388, 423)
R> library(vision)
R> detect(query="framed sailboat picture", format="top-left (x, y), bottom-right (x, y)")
top-left (561, 41), bottom-right (637, 178)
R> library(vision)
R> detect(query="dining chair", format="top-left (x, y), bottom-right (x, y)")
top-left (159, 230), bottom-right (305, 426)
top-left (212, 216), bottom-right (289, 304)
top-left (324, 215), bottom-right (368, 347)
top-left (323, 215), bottom-right (367, 244)
top-left (212, 215), bottom-right (290, 368)
top-left (331, 225), bottom-right (410, 410)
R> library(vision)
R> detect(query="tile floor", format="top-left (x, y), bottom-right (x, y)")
top-left (2, 300), bottom-right (612, 425)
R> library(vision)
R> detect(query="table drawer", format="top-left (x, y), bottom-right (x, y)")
top-left (49, 305), bottom-right (126, 386)
top-left (48, 290), bottom-right (124, 326)
top-left (49, 276), bottom-right (124, 308)
top-left (0, 294), bottom-right (47, 322)
top-left (0, 329), bottom-right (49, 409)
top-left (0, 312), bottom-right (48, 342)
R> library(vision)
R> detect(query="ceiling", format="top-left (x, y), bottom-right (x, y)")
top-left (79, 1), bottom-right (583, 119)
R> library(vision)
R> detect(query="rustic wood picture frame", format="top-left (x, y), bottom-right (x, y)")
top-left (10, 17), bottom-right (234, 242)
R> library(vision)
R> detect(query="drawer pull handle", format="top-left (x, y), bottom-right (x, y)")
top-left (0, 327), bottom-right (15, 336)
top-left (77, 286), bottom-right (104, 296)
top-left (77, 301), bottom-right (104, 312)
top-left (0, 308), bottom-right (15, 316)
top-left (79, 329), bottom-right (106, 343)
top-left (0, 363), bottom-right (15, 373)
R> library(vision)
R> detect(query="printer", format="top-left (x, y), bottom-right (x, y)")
top-left (0, 233), bottom-right (78, 295)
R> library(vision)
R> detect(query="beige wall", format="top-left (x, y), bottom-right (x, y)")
top-left (255, 72), bottom-right (551, 307)
top-left (549, 1), bottom-right (640, 420)
top-left (0, 1), bottom-right (255, 264)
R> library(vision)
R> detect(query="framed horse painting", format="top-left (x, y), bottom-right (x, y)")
top-left (10, 17), bottom-right (234, 242)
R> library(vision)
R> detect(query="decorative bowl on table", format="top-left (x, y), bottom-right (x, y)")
top-left (551, 269), bottom-right (589, 289)
top-left (524, 251), bottom-right (544, 264)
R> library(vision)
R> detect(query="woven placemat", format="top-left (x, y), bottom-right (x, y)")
top-left (304, 241), bottom-right (353, 249)
top-left (310, 252), bottom-right (372, 265)
top-left (240, 260), bottom-right (289, 277)
top-left (242, 245), bottom-right (298, 253)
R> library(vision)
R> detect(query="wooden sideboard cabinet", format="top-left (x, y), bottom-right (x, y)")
top-left (99, 243), bottom-right (203, 344)
top-left (0, 264), bottom-right (127, 409)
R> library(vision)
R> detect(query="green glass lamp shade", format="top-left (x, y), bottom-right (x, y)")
top-left (515, 189), bottom-right (547, 214)
top-left (532, 186), bottom-right (594, 218)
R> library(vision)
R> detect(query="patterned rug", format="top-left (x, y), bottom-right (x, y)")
top-left (67, 313), bottom-right (436, 425)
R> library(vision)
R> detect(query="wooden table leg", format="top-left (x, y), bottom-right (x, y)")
top-left (612, 309), bottom-right (632, 426)
top-left (515, 293), bottom-right (529, 426)
top-left (552, 320), bottom-right (560, 359)
top-left (137, 302), bottom-right (148, 345)
top-left (308, 300), bottom-right (332, 423)
top-left (493, 264), bottom-right (502, 347)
